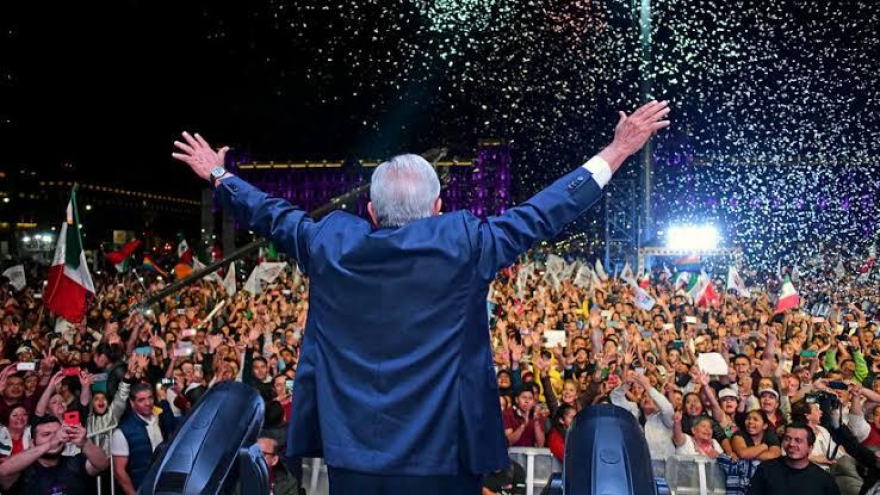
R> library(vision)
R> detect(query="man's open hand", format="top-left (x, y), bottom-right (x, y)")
top-left (599, 100), bottom-right (671, 173)
top-left (613, 100), bottom-right (670, 155)
top-left (172, 132), bottom-right (229, 182)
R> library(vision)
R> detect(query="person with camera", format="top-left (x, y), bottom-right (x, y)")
top-left (0, 415), bottom-right (109, 494)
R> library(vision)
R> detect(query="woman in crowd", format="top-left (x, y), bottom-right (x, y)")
top-left (730, 410), bottom-right (782, 462)
top-left (547, 404), bottom-right (576, 462)
top-left (681, 392), bottom-right (733, 455)
top-left (0, 406), bottom-right (30, 458)
top-left (673, 412), bottom-right (724, 459)
top-left (87, 353), bottom-right (141, 454)
top-left (558, 379), bottom-right (583, 412)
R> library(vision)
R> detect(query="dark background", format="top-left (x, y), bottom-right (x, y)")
top-left (2, 0), bottom-right (878, 261)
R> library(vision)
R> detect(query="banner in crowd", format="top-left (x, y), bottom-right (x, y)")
top-left (632, 284), bottom-right (655, 311)
top-left (223, 261), bottom-right (237, 297)
top-left (244, 262), bottom-right (288, 294)
top-left (573, 264), bottom-right (592, 288)
top-left (595, 259), bottom-right (608, 281)
top-left (2, 265), bottom-right (26, 292)
top-left (193, 257), bottom-right (222, 283)
top-left (726, 266), bottom-right (750, 298)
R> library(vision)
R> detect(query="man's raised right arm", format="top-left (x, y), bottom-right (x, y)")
top-left (475, 101), bottom-right (670, 280)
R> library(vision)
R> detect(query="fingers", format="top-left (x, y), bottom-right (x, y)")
top-left (194, 133), bottom-right (211, 149)
top-left (634, 100), bottom-right (667, 120)
top-left (172, 153), bottom-right (193, 163)
top-left (650, 121), bottom-right (671, 131)
top-left (633, 100), bottom-right (669, 124)
top-left (629, 100), bottom-right (657, 119)
top-left (218, 146), bottom-right (230, 164)
top-left (181, 131), bottom-right (201, 149)
top-left (173, 140), bottom-right (195, 155)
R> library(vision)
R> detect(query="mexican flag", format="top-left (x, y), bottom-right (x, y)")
top-left (105, 239), bottom-right (142, 273)
top-left (699, 279), bottom-right (721, 307)
top-left (257, 242), bottom-right (278, 263)
top-left (775, 275), bottom-right (800, 314)
top-left (44, 187), bottom-right (95, 322)
top-left (178, 236), bottom-right (193, 265)
top-left (685, 271), bottom-right (710, 303)
top-left (674, 271), bottom-right (692, 290)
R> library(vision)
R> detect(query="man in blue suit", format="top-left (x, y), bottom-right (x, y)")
top-left (172, 100), bottom-right (670, 494)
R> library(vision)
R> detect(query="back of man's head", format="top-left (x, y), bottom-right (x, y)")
top-left (369, 154), bottom-right (441, 228)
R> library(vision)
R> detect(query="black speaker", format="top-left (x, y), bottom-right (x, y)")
top-left (137, 381), bottom-right (269, 495)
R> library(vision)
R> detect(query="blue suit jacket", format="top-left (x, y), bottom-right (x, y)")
top-left (215, 165), bottom-right (605, 476)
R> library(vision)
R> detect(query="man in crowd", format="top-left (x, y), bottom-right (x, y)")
top-left (747, 422), bottom-right (840, 494)
top-left (254, 437), bottom-right (299, 495)
top-left (111, 383), bottom-right (176, 495)
top-left (504, 384), bottom-right (546, 448)
top-left (0, 415), bottom-right (109, 494)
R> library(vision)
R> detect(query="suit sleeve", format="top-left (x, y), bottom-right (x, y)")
top-left (475, 161), bottom-right (609, 281)
top-left (215, 176), bottom-right (317, 272)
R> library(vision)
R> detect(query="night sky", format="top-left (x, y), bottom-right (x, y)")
top-left (4, 0), bottom-right (879, 260)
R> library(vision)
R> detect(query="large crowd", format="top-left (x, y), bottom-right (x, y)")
top-left (0, 242), bottom-right (878, 495)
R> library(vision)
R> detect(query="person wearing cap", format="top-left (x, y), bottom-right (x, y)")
top-left (756, 388), bottom-right (789, 436)
top-left (14, 347), bottom-right (32, 362)
top-left (702, 375), bottom-right (743, 441)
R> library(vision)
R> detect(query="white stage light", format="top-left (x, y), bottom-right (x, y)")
top-left (667, 225), bottom-right (719, 250)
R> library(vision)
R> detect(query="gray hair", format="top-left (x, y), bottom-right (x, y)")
top-left (369, 154), bottom-right (441, 228)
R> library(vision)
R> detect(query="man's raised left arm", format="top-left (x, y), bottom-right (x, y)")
top-left (173, 132), bottom-right (316, 270)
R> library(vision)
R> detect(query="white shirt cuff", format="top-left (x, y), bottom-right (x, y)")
top-left (581, 156), bottom-right (612, 189)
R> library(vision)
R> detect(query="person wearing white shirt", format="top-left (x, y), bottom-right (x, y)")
top-left (611, 373), bottom-right (676, 459)
top-left (111, 383), bottom-right (167, 495)
top-left (673, 412), bottom-right (723, 460)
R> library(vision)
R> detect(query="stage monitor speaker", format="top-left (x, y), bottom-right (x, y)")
top-left (559, 404), bottom-right (666, 495)
top-left (138, 381), bottom-right (269, 495)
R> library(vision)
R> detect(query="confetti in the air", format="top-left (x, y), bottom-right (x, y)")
top-left (195, 0), bottom-right (878, 267)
